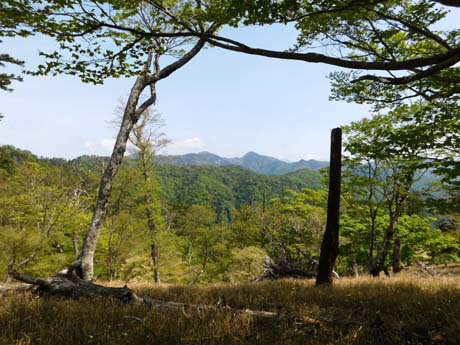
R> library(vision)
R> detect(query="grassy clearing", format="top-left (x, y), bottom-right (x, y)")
top-left (1, 275), bottom-right (459, 345)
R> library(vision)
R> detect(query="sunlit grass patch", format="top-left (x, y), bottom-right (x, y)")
top-left (1, 276), bottom-right (459, 344)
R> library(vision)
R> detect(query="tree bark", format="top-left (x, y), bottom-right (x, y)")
top-left (205, 37), bottom-right (460, 73)
top-left (77, 76), bottom-right (149, 281)
top-left (433, 0), bottom-right (460, 8)
top-left (392, 237), bottom-right (401, 274)
top-left (316, 128), bottom-right (342, 286)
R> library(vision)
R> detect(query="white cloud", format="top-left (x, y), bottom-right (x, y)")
top-left (84, 139), bottom-right (115, 155)
top-left (274, 152), bottom-right (322, 162)
top-left (163, 137), bottom-right (206, 155)
top-left (302, 153), bottom-right (322, 160)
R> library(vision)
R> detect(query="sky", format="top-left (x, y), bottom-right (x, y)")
top-left (0, 9), bottom-right (458, 162)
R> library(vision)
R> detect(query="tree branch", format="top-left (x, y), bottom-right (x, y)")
top-left (205, 36), bottom-right (460, 72)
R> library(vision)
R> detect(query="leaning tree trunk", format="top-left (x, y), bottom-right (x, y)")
top-left (392, 237), bottom-right (401, 274)
top-left (77, 76), bottom-right (151, 280)
top-left (316, 127), bottom-right (342, 286)
top-left (69, 32), bottom-right (213, 281)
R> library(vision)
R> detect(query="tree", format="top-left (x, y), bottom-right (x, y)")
top-left (0, 161), bottom-right (90, 282)
top-left (87, 0), bottom-right (459, 280)
top-left (179, 205), bottom-right (231, 284)
top-left (128, 107), bottom-right (169, 283)
top-left (0, 1), bottom-right (32, 119)
top-left (5, 1), bottom-right (218, 280)
top-left (0, 51), bottom-right (23, 93)
top-left (101, 164), bottom-right (141, 281)
top-left (343, 107), bottom-right (435, 275)
top-left (342, 156), bottom-right (385, 270)
top-left (0, 1), bottom-right (33, 93)
top-left (261, 188), bottom-right (326, 279)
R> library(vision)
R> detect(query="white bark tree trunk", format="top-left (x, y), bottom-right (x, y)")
top-left (73, 31), bottom-right (214, 280)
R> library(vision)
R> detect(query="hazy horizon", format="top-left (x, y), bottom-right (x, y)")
top-left (1, 144), bottom-right (329, 163)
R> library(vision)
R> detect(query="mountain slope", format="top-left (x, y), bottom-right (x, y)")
top-left (154, 164), bottom-right (322, 212)
top-left (156, 151), bottom-right (329, 175)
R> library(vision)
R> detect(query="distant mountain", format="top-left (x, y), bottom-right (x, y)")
top-left (156, 151), bottom-right (329, 175)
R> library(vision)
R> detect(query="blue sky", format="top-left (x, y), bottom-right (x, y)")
top-left (0, 10), bottom-right (458, 161)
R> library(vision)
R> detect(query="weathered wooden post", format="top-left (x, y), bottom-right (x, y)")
top-left (316, 127), bottom-right (342, 286)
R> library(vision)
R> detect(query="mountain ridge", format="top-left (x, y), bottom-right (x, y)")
top-left (155, 151), bottom-right (329, 175)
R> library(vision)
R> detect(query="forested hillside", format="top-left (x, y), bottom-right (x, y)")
top-left (69, 152), bottom-right (323, 211)
top-left (155, 151), bottom-right (329, 175)
top-left (1, 144), bottom-right (458, 285)
top-left (0, 145), bottom-right (326, 282)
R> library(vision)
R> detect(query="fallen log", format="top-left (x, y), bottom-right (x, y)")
top-left (0, 283), bottom-right (33, 295)
top-left (8, 271), bottom-right (356, 329)
top-left (142, 297), bottom-right (284, 319)
top-left (415, 260), bottom-right (436, 276)
top-left (8, 271), bottom-right (306, 322)
top-left (10, 271), bottom-right (141, 303)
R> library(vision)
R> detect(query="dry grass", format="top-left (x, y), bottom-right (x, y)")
top-left (1, 275), bottom-right (459, 344)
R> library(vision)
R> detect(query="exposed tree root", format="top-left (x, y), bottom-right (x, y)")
top-left (256, 257), bottom-right (341, 281)
top-left (256, 258), bottom-right (316, 281)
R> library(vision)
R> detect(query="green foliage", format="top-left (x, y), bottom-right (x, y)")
top-left (227, 246), bottom-right (267, 282)
top-left (0, 47), bottom-right (23, 92)
top-left (0, 156), bottom-right (92, 277)
top-left (263, 189), bottom-right (327, 267)
top-left (0, 0), bottom-right (32, 93)
top-left (1, 144), bottom-right (458, 282)
top-left (339, 105), bottom-right (460, 274)
top-left (0, 145), bottom-right (38, 173)
top-left (156, 164), bottom-right (321, 218)
top-left (3, 1), bottom-right (212, 84)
